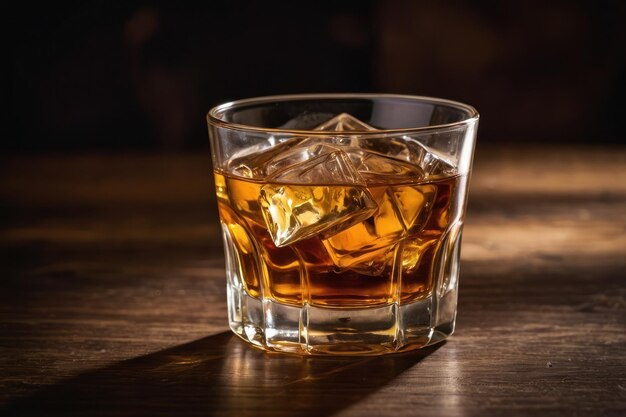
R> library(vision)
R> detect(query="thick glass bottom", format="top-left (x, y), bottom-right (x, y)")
top-left (227, 283), bottom-right (456, 356)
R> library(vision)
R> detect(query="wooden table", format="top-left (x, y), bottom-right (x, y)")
top-left (1, 146), bottom-right (625, 416)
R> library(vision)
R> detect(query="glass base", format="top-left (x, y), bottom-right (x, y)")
top-left (227, 283), bottom-right (456, 356)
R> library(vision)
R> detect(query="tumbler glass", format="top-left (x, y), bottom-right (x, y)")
top-left (207, 94), bottom-right (478, 355)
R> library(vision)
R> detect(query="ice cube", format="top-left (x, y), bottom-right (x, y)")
top-left (403, 139), bottom-right (456, 177)
top-left (263, 142), bottom-right (340, 177)
top-left (357, 137), bottom-right (411, 159)
top-left (322, 183), bottom-right (436, 274)
top-left (346, 148), bottom-right (426, 182)
top-left (337, 244), bottom-right (397, 276)
top-left (312, 114), bottom-right (453, 178)
top-left (259, 150), bottom-right (377, 247)
top-left (314, 113), bottom-right (376, 131)
top-left (392, 184), bottom-right (437, 235)
top-left (306, 113), bottom-right (376, 148)
top-left (355, 135), bottom-right (456, 178)
top-left (228, 138), bottom-right (303, 178)
top-left (313, 115), bottom-right (408, 163)
top-left (268, 148), bottom-right (364, 184)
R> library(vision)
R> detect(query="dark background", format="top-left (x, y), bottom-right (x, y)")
top-left (7, 0), bottom-right (626, 152)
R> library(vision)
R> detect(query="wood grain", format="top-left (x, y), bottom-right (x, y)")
top-left (0, 146), bottom-right (625, 416)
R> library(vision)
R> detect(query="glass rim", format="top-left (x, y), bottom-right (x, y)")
top-left (207, 93), bottom-right (479, 136)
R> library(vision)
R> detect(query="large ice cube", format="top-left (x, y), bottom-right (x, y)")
top-left (322, 183), bottom-right (437, 275)
top-left (268, 147), bottom-right (362, 184)
top-left (357, 137), bottom-right (456, 177)
top-left (228, 138), bottom-right (303, 178)
top-left (259, 150), bottom-right (377, 247)
top-left (313, 113), bottom-right (377, 132)
top-left (346, 148), bottom-right (426, 182)
top-left (263, 142), bottom-right (340, 177)
top-left (313, 113), bottom-right (455, 177)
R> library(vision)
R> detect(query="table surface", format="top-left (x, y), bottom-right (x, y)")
top-left (1, 146), bottom-right (625, 417)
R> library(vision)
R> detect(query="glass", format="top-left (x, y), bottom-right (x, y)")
top-left (207, 94), bottom-right (478, 355)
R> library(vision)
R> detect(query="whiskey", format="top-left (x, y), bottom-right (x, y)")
top-left (215, 170), bottom-right (464, 308)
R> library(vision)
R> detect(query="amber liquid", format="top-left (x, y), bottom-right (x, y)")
top-left (215, 170), bottom-right (464, 308)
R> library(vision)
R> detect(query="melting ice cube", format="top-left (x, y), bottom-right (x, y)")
top-left (357, 136), bottom-right (456, 177)
top-left (259, 150), bottom-right (377, 247)
top-left (228, 138), bottom-right (303, 178)
top-left (313, 113), bottom-right (377, 132)
top-left (346, 148), bottom-right (426, 182)
top-left (321, 183), bottom-right (436, 274)
top-left (263, 142), bottom-right (340, 177)
top-left (403, 139), bottom-right (456, 177)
